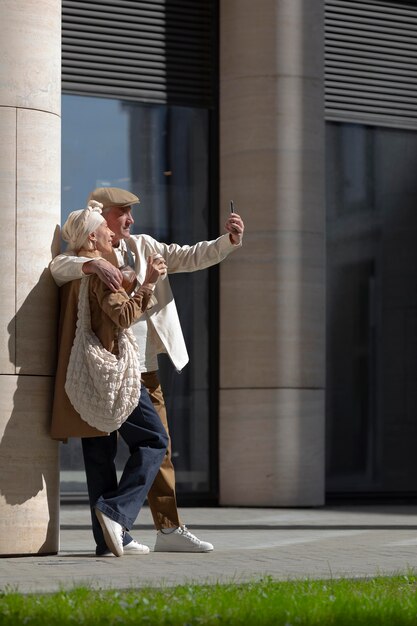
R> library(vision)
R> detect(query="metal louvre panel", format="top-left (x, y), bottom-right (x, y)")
top-left (62, 0), bottom-right (216, 107)
top-left (325, 0), bottom-right (417, 128)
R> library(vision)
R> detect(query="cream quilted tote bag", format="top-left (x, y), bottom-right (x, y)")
top-left (65, 276), bottom-right (141, 432)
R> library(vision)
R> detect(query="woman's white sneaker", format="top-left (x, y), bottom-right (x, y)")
top-left (154, 525), bottom-right (214, 552)
top-left (94, 508), bottom-right (124, 557)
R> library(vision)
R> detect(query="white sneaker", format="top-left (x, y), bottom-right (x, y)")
top-left (96, 540), bottom-right (150, 557)
top-left (154, 525), bottom-right (214, 553)
top-left (95, 508), bottom-right (124, 557)
top-left (124, 540), bottom-right (150, 555)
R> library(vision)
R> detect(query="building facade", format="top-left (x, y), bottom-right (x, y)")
top-left (1, 0), bottom-right (417, 554)
top-left (325, 0), bottom-right (417, 499)
top-left (60, 0), bottom-right (326, 507)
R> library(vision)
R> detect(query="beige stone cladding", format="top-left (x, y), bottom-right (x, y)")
top-left (0, 0), bottom-right (61, 555)
top-left (219, 0), bottom-right (325, 505)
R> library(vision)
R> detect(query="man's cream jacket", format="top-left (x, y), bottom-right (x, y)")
top-left (50, 233), bottom-right (241, 372)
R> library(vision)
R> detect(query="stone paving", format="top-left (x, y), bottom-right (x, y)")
top-left (2, 504), bottom-right (417, 593)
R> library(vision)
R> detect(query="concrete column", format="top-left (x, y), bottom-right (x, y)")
top-left (219, 0), bottom-right (325, 505)
top-left (0, 1), bottom-right (61, 554)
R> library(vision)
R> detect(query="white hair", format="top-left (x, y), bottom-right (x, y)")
top-left (61, 201), bottom-right (105, 252)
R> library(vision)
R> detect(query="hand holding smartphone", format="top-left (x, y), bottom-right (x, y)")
top-left (227, 199), bottom-right (244, 242)
top-left (229, 200), bottom-right (239, 232)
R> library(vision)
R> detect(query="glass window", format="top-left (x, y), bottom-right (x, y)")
top-left (60, 94), bottom-right (216, 500)
top-left (326, 121), bottom-right (417, 496)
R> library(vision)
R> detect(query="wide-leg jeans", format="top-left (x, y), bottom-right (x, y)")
top-left (81, 384), bottom-right (168, 554)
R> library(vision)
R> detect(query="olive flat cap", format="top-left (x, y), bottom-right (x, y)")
top-left (87, 187), bottom-right (140, 209)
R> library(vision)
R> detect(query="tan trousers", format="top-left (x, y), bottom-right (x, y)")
top-left (141, 371), bottom-right (182, 530)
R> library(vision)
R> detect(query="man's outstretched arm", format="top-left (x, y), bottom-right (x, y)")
top-left (147, 212), bottom-right (245, 274)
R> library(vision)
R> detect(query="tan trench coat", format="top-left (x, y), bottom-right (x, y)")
top-left (50, 268), bottom-right (152, 441)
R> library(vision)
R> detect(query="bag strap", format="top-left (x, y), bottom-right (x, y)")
top-left (77, 276), bottom-right (92, 333)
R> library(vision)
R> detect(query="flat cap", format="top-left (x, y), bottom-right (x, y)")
top-left (87, 187), bottom-right (140, 209)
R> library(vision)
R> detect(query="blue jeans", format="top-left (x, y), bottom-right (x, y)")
top-left (81, 384), bottom-right (168, 555)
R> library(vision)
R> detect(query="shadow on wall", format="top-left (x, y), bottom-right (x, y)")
top-left (0, 226), bottom-right (61, 554)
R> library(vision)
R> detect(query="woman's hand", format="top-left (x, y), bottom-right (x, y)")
top-left (143, 254), bottom-right (168, 286)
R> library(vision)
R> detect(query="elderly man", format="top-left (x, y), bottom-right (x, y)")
top-left (50, 187), bottom-right (245, 554)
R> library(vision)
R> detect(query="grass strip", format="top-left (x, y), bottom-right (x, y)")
top-left (2, 575), bottom-right (417, 625)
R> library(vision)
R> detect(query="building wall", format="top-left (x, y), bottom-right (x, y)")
top-left (0, 0), bottom-right (61, 554)
top-left (324, 0), bottom-right (417, 497)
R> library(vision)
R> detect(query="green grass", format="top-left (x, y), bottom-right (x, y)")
top-left (2, 575), bottom-right (417, 625)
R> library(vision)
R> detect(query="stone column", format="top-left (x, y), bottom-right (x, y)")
top-left (219, 0), bottom-right (325, 505)
top-left (0, 1), bottom-right (61, 554)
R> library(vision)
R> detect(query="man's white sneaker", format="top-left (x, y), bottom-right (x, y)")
top-left (124, 540), bottom-right (150, 555)
top-left (154, 525), bottom-right (214, 553)
top-left (95, 508), bottom-right (124, 557)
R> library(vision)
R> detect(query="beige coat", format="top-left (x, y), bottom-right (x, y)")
top-left (50, 266), bottom-right (152, 441)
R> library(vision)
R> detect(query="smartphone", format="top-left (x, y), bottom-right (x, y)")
top-left (230, 200), bottom-right (239, 232)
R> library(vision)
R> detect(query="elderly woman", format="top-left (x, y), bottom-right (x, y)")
top-left (51, 202), bottom-right (168, 557)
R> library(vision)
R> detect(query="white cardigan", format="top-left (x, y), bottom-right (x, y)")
top-left (50, 233), bottom-right (241, 372)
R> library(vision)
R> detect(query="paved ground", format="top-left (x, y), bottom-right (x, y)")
top-left (2, 504), bottom-right (417, 593)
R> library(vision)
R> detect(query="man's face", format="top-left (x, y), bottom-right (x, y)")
top-left (104, 206), bottom-right (134, 244)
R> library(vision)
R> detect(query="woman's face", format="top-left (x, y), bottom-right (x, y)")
top-left (93, 221), bottom-right (115, 254)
